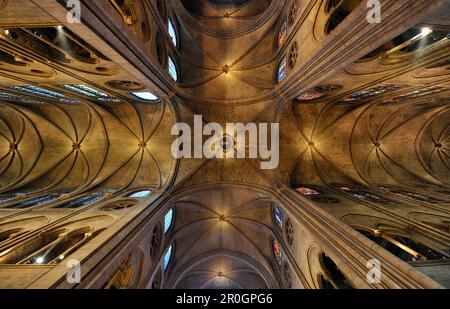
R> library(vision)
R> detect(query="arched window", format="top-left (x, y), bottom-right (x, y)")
top-left (164, 208), bottom-right (174, 234)
top-left (389, 27), bottom-right (447, 54)
top-left (0, 228), bottom-right (23, 244)
top-left (341, 84), bottom-right (401, 102)
top-left (319, 253), bottom-right (353, 289)
top-left (130, 91), bottom-right (159, 102)
top-left (392, 86), bottom-right (448, 102)
top-left (295, 186), bottom-right (320, 196)
top-left (273, 204), bottom-right (283, 230)
top-left (318, 274), bottom-right (335, 289)
top-left (273, 239), bottom-right (282, 266)
top-left (60, 84), bottom-right (120, 103)
top-left (168, 19), bottom-right (177, 47)
top-left (163, 244), bottom-right (174, 271)
top-left (325, 0), bottom-right (362, 34)
top-left (0, 228), bottom-right (100, 265)
top-left (297, 90), bottom-right (326, 101)
top-left (12, 85), bottom-right (79, 104)
top-left (127, 190), bottom-right (151, 198)
top-left (54, 189), bottom-right (115, 209)
top-left (297, 84), bottom-right (343, 102)
top-left (168, 56), bottom-right (178, 81)
top-left (0, 192), bottom-right (27, 204)
top-left (24, 228), bottom-right (96, 265)
top-left (277, 21), bottom-right (287, 49)
top-left (356, 229), bottom-right (449, 262)
top-left (334, 184), bottom-right (396, 205)
top-left (277, 56), bottom-right (287, 82)
top-left (379, 186), bottom-right (447, 204)
top-left (5, 190), bottom-right (71, 209)
top-left (294, 185), bottom-right (341, 204)
top-left (104, 263), bottom-right (134, 289)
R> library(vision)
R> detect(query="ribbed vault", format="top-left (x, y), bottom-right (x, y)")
top-left (0, 0), bottom-right (449, 290)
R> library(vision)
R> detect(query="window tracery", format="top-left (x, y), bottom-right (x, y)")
top-left (288, 0), bottom-right (299, 26)
top-left (288, 41), bottom-right (298, 70)
top-left (285, 218), bottom-right (294, 246)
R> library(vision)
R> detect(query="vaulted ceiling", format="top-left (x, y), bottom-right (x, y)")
top-left (0, 0), bottom-right (449, 289)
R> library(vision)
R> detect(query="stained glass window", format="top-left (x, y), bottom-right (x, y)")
top-left (164, 208), bottom-right (174, 234)
top-left (277, 56), bottom-right (287, 82)
top-left (6, 196), bottom-right (59, 209)
top-left (54, 189), bottom-right (115, 209)
top-left (168, 56), bottom-right (178, 81)
top-left (5, 190), bottom-right (71, 209)
top-left (392, 86), bottom-right (448, 101)
top-left (0, 192), bottom-right (27, 204)
top-left (297, 85), bottom-right (343, 102)
top-left (60, 84), bottom-right (121, 103)
top-left (12, 85), bottom-right (79, 104)
top-left (342, 84), bottom-right (401, 102)
top-left (0, 89), bottom-right (45, 104)
top-left (394, 191), bottom-right (441, 203)
top-left (273, 205), bottom-right (283, 230)
top-left (379, 186), bottom-right (446, 204)
top-left (168, 19), bottom-right (177, 47)
top-left (336, 185), bottom-right (396, 205)
top-left (297, 90), bottom-right (326, 101)
top-left (277, 21), bottom-right (287, 49)
top-left (128, 190), bottom-right (152, 199)
top-left (163, 244), bottom-right (174, 271)
top-left (295, 186), bottom-right (320, 196)
top-left (273, 239), bottom-right (282, 266)
top-left (0, 92), bottom-right (20, 100)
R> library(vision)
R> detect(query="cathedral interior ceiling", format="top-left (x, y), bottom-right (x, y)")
top-left (0, 0), bottom-right (449, 289)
